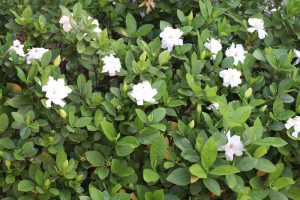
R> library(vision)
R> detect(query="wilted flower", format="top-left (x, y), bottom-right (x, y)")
top-left (130, 81), bottom-right (157, 105)
top-left (9, 39), bottom-right (25, 57)
top-left (204, 38), bottom-right (222, 59)
top-left (293, 49), bottom-right (300, 65)
top-left (160, 27), bottom-right (183, 52)
top-left (139, 0), bottom-right (155, 13)
top-left (101, 54), bottom-right (122, 76)
top-left (285, 116), bottom-right (300, 138)
top-left (42, 77), bottom-right (72, 108)
top-left (225, 43), bottom-right (247, 66)
top-left (247, 18), bottom-right (267, 39)
top-left (218, 131), bottom-right (244, 161)
top-left (207, 102), bottom-right (220, 110)
top-left (59, 15), bottom-right (73, 33)
top-left (219, 68), bottom-right (242, 88)
top-left (26, 48), bottom-right (49, 64)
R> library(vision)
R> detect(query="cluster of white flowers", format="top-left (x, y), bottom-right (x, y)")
top-left (160, 27), bottom-right (183, 52)
top-left (225, 43), bottom-right (247, 66)
top-left (204, 38), bottom-right (222, 59)
top-left (42, 77), bottom-right (72, 108)
top-left (9, 40), bottom-right (25, 57)
top-left (218, 131), bottom-right (244, 161)
top-left (219, 68), bottom-right (242, 88)
top-left (59, 15), bottom-right (73, 33)
top-left (247, 18), bottom-right (267, 39)
top-left (130, 81), bottom-right (157, 105)
top-left (26, 48), bottom-right (49, 64)
top-left (101, 54), bottom-right (122, 76)
top-left (285, 116), bottom-right (300, 139)
top-left (293, 49), bottom-right (300, 65)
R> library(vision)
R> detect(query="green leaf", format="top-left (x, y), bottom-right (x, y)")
top-left (150, 135), bottom-right (167, 169)
top-left (271, 177), bottom-right (295, 190)
top-left (186, 73), bottom-right (202, 96)
top-left (255, 137), bottom-right (287, 147)
top-left (126, 13), bottom-right (137, 34)
top-left (41, 50), bottom-right (52, 67)
top-left (225, 106), bottom-right (252, 128)
top-left (273, 98), bottom-right (295, 120)
top-left (236, 157), bottom-right (258, 171)
top-left (135, 109), bottom-right (148, 123)
top-left (116, 136), bottom-right (140, 156)
top-left (56, 150), bottom-right (67, 172)
top-left (203, 178), bottom-right (221, 196)
top-left (85, 151), bottom-right (105, 167)
top-left (17, 180), bottom-right (35, 192)
top-left (74, 117), bottom-right (92, 128)
top-left (89, 184), bottom-right (104, 200)
top-left (0, 114), bottom-right (9, 133)
top-left (76, 41), bottom-right (85, 53)
top-left (189, 164), bottom-right (207, 178)
top-left (201, 137), bottom-right (217, 172)
top-left (143, 169), bottom-right (160, 183)
top-left (159, 50), bottom-right (171, 65)
top-left (0, 137), bottom-right (16, 149)
top-left (166, 168), bottom-right (190, 186)
top-left (148, 108), bottom-right (166, 123)
top-left (136, 24), bottom-right (154, 37)
top-left (210, 165), bottom-right (240, 176)
top-left (100, 119), bottom-right (117, 142)
top-left (255, 158), bottom-right (276, 173)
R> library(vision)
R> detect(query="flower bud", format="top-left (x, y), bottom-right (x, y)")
top-left (48, 136), bottom-right (54, 144)
top-left (140, 52), bottom-right (147, 62)
top-left (44, 179), bottom-right (50, 187)
top-left (4, 160), bottom-right (11, 169)
top-left (259, 105), bottom-right (267, 112)
top-left (200, 50), bottom-right (206, 60)
top-left (122, 82), bottom-right (128, 93)
top-left (188, 11), bottom-right (193, 21)
top-left (196, 104), bottom-right (202, 115)
top-left (244, 88), bottom-right (253, 98)
top-left (63, 160), bottom-right (69, 171)
top-left (53, 55), bottom-right (61, 67)
top-left (58, 109), bottom-right (67, 119)
top-left (188, 120), bottom-right (195, 129)
top-left (76, 174), bottom-right (84, 182)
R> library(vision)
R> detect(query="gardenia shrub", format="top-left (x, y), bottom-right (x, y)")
top-left (1, 0), bottom-right (300, 199)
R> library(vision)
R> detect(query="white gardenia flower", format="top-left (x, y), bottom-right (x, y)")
top-left (159, 27), bottom-right (183, 52)
top-left (59, 15), bottom-right (73, 33)
top-left (285, 116), bottom-right (300, 138)
top-left (9, 39), bottom-right (25, 57)
top-left (88, 16), bottom-right (102, 34)
top-left (247, 18), bottom-right (267, 39)
top-left (26, 48), bottom-right (49, 64)
top-left (204, 38), bottom-right (222, 59)
top-left (101, 54), bottom-right (122, 76)
top-left (42, 77), bottom-right (72, 108)
top-left (225, 43), bottom-right (247, 66)
top-left (130, 81), bottom-right (157, 105)
top-left (218, 131), bottom-right (244, 161)
top-left (207, 102), bottom-right (220, 110)
top-left (293, 49), bottom-right (300, 65)
top-left (219, 68), bottom-right (242, 88)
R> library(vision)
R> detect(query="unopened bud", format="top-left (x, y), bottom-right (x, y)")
top-left (76, 174), bottom-right (84, 182)
top-left (259, 105), bottom-right (267, 112)
top-left (188, 11), bottom-right (193, 21)
top-left (58, 109), bottom-right (67, 119)
top-left (200, 50), bottom-right (206, 60)
top-left (63, 160), bottom-right (68, 170)
top-left (4, 160), bottom-right (11, 169)
top-left (140, 52), bottom-right (147, 62)
top-left (53, 55), bottom-right (61, 67)
top-left (122, 82), bottom-right (128, 93)
top-left (48, 136), bottom-right (54, 144)
top-left (188, 120), bottom-right (195, 129)
top-left (196, 104), bottom-right (202, 114)
top-left (244, 88), bottom-right (253, 98)
top-left (44, 179), bottom-right (50, 187)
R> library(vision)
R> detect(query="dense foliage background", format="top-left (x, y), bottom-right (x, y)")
top-left (1, 0), bottom-right (300, 199)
